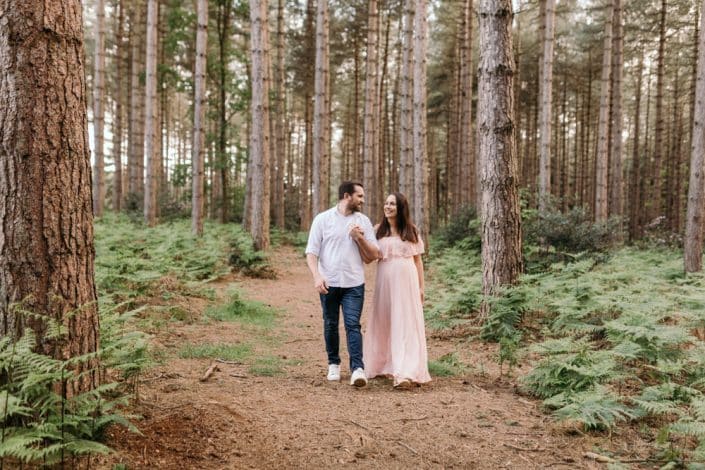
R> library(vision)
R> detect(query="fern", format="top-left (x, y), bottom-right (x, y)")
top-left (547, 387), bottom-right (637, 430)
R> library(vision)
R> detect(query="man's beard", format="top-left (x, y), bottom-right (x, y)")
top-left (348, 201), bottom-right (362, 213)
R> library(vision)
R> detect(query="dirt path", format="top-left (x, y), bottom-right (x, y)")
top-left (103, 244), bottom-right (645, 469)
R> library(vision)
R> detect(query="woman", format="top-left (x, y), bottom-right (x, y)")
top-left (363, 193), bottom-right (431, 389)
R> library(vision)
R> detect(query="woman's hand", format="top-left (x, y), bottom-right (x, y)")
top-left (420, 289), bottom-right (425, 303)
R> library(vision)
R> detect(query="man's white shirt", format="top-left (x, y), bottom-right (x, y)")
top-left (305, 207), bottom-right (379, 288)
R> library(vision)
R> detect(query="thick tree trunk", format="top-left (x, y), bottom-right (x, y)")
top-left (143, 0), bottom-right (159, 226)
top-left (684, 0), bottom-right (705, 273)
top-left (0, 0), bottom-right (100, 395)
top-left (217, 1), bottom-right (232, 224)
top-left (538, 0), bottom-right (555, 213)
top-left (608, 0), bottom-right (623, 227)
top-left (128, 0), bottom-right (146, 208)
top-left (594, 2), bottom-right (613, 222)
top-left (477, 0), bottom-right (523, 297)
top-left (249, 0), bottom-right (271, 250)
top-left (192, 0), bottom-right (208, 236)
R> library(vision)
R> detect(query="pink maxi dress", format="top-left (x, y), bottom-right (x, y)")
top-left (364, 235), bottom-right (431, 385)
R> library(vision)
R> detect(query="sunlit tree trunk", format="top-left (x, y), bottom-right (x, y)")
top-left (538, 0), bottom-right (555, 214)
top-left (249, 0), bottom-right (271, 250)
top-left (684, 0), bottom-right (705, 273)
top-left (0, 0), bottom-right (100, 395)
top-left (192, 0), bottom-right (208, 236)
top-left (594, 2), bottom-right (613, 222)
top-left (477, 0), bottom-right (523, 299)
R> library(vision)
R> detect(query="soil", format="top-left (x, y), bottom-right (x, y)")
top-left (101, 244), bottom-right (654, 469)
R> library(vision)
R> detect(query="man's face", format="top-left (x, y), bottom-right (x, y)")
top-left (345, 186), bottom-right (365, 213)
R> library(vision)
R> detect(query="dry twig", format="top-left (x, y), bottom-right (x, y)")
top-left (200, 362), bottom-right (219, 382)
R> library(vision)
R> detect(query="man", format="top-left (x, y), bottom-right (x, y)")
top-left (305, 181), bottom-right (381, 386)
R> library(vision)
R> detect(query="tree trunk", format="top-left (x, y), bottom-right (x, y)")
top-left (399, 0), bottom-right (415, 198)
top-left (93, 0), bottom-right (106, 217)
top-left (363, 0), bottom-right (380, 219)
top-left (413, 0), bottom-right (429, 239)
top-left (0, 0), bottom-right (100, 395)
top-left (650, 0), bottom-right (667, 222)
top-left (143, 0), bottom-right (159, 226)
top-left (538, 0), bottom-right (555, 213)
top-left (477, 0), bottom-right (523, 298)
top-left (628, 51), bottom-right (644, 241)
top-left (594, 2), bottom-right (613, 222)
top-left (217, 0), bottom-right (233, 224)
top-left (684, 0), bottom-right (705, 273)
top-left (608, 0), bottom-right (623, 228)
top-left (274, 0), bottom-right (286, 228)
top-left (192, 0), bottom-right (208, 236)
top-left (112, 0), bottom-right (125, 212)
top-left (459, 0), bottom-right (475, 209)
top-left (313, 0), bottom-right (331, 214)
top-left (128, 0), bottom-right (146, 209)
top-left (249, 0), bottom-right (271, 250)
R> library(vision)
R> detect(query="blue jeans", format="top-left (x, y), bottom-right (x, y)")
top-left (320, 285), bottom-right (365, 371)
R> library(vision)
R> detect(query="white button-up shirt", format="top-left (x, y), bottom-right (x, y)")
top-left (305, 207), bottom-right (379, 288)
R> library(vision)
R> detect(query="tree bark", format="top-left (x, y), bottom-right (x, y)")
top-left (399, 0), bottom-right (415, 198)
top-left (273, 0), bottom-right (287, 228)
top-left (413, 0), bottom-right (429, 239)
top-left (608, 0), bottom-right (623, 228)
top-left (93, 0), bottom-right (106, 217)
top-left (249, 0), bottom-right (271, 250)
top-left (128, 0), bottom-right (146, 208)
top-left (313, 0), bottom-right (331, 214)
top-left (363, 0), bottom-right (380, 219)
top-left (650, 0), bottom-right (667, 222)
top-left (538, 0), bottom-right (555, 213)
top-left (0, 0), bottom-right (100, 395)
top-left (477, 0), bottom-right (523, 297)
top-left (143, 0), bottom-right (159, 226)
top-left (594, 2), bottom-right (613, 222)
top-left (684, 0), bottom-right (705, 273)
top-left (112, 0), bottom-right (126, 212)
top-left (192, 0), bottom-right (208, 236)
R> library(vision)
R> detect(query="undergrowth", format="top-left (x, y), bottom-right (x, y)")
top-left (427, 239), bottom-right (705, 462)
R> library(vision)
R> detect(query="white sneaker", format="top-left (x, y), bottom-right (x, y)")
top-left (350, 368), bottom-right (367, 387)
top-left (327, 364), bottom-right (341, 381)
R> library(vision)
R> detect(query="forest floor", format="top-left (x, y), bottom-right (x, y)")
top-left (100, 244), bottom-right (655, 469)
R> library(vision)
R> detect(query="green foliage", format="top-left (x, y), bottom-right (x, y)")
top-left (428, 353), bottom-right (467, 377)
top-left (178, 343), bottom-right (252, 362)
top-left (205, 289), bottom-right (277, 329)
top-left (546, 387), bottom-right (637, 430)
top-left (0, 310), bottom-right (142, 467)
top-left (434, 206), bottom-right (481, 250)
top-left (248, 356), bottom-right (284, 377)
top-left (523, 205), bottom-right (621, 254)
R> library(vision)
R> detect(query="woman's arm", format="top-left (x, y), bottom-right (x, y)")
top-left (413, 254), bottom-right (425, 303)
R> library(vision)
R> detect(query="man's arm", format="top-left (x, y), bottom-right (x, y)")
top-left (306, 253), bottom-right (329, 294)
top-left (350, 227), bottom-right (382, 263)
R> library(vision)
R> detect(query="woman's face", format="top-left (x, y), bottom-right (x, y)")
top-left (383, 195), bottom-right (397, 219)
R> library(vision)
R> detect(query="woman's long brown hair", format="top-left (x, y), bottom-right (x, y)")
top-left (376, 192), bottom-right (419, 243)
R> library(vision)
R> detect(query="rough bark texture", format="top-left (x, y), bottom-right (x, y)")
top-left (594, 3), bottom-right (613, 222)
top-left (477, 0), bottom-right (523, 296)
top-left (274, 0), bottom-right (286, 228)
top-left (92, 0), bottom-right (106, 217)
top-left (192, 0), bottom-right (208, 236)
top-left (538, 0), bottom-right (555, 213)
top-left (399, 0), bottom-right (414, 197)
top-left (313, 0), bottom-right (330, 214)
top-left (249, 0), bottom-right (271, 250)
top-left (413, 0), bottom-right (429, 238)
top-left (459, 0), bottom-right (475, 209)
top-left (0, 0), bottom-right (100, 395)
top-left (127, 0), bottom-right (145, 207)
top-left (684, 0), bottom-right (705, 273)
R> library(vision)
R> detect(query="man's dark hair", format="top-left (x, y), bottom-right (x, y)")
top-left (338, 181), bottom-right (363, 200)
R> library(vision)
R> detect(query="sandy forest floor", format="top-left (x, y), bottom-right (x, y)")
top-left (101, 244), bottom-right (654, 469)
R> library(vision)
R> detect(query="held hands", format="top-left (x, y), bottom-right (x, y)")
top-left (314, 275), bottom-right (329, 294)
top-left (348, 224), bottom-right (364, 242)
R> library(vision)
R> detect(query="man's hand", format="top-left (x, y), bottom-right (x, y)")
top-left (314, 275), bottom-right (329, 294)
top-left (348, 224), bottom-right (364, 242)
